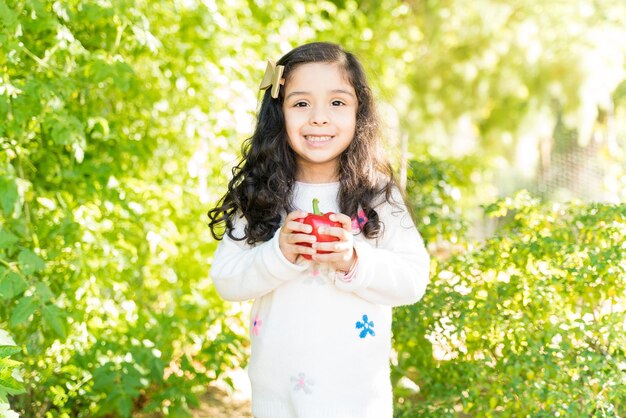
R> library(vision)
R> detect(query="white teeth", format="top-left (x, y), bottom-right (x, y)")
top-left (305, 136), bottom-right (333, 142)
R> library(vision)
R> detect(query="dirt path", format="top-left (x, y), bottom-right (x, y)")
top-left (191, 385), bottom-right (252, 418)
top-left (134, 383), bottom-right (252, 418)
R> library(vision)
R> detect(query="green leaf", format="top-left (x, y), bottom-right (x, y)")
top-left (0, 358), bottom-right (21, 368)
top-left (42, 304), bottom-right (66, 339)
top-left (34, 281), bottom-right (54, 302)
top-left (0, 0), bottom-right (19, 31)
top-left (0, 177), bottom-right (18, 217)
top-left (88, 59), bottom-right (113, 83)
top-left (17, 249), bottom-right (46, 275)
top-left (87, 117), bottom-right (111, 140)
top-left (42, 113), bottom-right (87, 163)
top-left (11, 81), bottom-right (44, 125)
top-left (0, 95), bottom-right (8, 131)
top-left (0, 346), bottom-right (21, 358)
top-left (92, 369), bottom-right (114, 393)
top-left (9, 296), bottom-right (38, 327)
top-left (169, 402), bottom-right (193, 418)
top-left (117, 396), bottom-right (132, 418)
top-left (0, 229), bottom-right (19, 249)
top-left (0, 271), bottom-right (28, 300)
top-left (46, 114), bottom-right (86, 147)
top-left (0, 366), bottom-right (26, 395)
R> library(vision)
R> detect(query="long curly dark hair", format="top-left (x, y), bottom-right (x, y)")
top-left (208, 42), bottom-right (397, 244)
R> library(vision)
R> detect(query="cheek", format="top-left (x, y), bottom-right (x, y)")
top-left (283, 123), bottom-right (299, 147)
top-left (285, 133), bottom-right (297, 149)
top-left (344, 108), bottom-right (357, 128)
top-left (283, 110), bottom-right (297, 129)
top-left (284, 112), bottom-right (308, 139)
top-left (346, 115), bottom-right (357, 136)
top-left (283, 120), bottom-right (297, 141)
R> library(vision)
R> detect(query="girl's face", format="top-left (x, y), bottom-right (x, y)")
top-left (282, 62), bottom-right (357, 183)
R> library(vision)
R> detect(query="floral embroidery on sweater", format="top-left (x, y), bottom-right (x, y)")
top-left (303, 262), bottom-right (329, 285)
top-left (311, 267), bottom-right (320, 276)
top-left (356, 314), bottom-right (375, 338)
top-left (291, 372), bottom-right (315, 394)
top-left (251, 315), bottom-right (262, 336)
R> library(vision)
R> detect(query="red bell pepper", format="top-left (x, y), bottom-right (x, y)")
top-left (296, 198), bottom-right (341, 260)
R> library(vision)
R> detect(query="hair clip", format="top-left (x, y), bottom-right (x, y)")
top-left (259, 60), bottom-right (285, 99)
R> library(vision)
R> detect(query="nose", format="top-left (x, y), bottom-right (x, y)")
top-left (309, 105), bottom-right (329, 125)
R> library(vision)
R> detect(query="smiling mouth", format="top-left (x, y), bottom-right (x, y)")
top-left (304, 135), bottom-right (334, 142)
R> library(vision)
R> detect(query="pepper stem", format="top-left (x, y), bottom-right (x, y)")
top-left (312, 198), bottom-right (322, 215)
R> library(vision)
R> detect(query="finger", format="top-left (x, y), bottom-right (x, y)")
top-left (314, 241), bottom-right (353, 253)
top-left (294, 243), bottom-right (317, 256)
top-left (289, 210), bottom-right (310, 219)
top-left (316, 226), bottom-right (351, 240)
top-left (328, 213), bottom-right (353, 230)
top-left (282, 215), bottom-right (313, 233)
top-left (289, 233), bottom-right (317, 244)
top-left (285, 210), bottom-right (310, 224)
top-left (283, 220), bottom-right (313, 235)
top-left (311, 252), bottom-right (344, 263)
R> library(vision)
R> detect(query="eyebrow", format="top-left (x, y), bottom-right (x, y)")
top-left (285, 89), bottom-right (356, 100)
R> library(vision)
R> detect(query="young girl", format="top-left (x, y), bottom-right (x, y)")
top-left (208, 42), bottom-right (430, 418)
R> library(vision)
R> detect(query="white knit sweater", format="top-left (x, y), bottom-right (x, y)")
top-left (210, 181), bottom-right (430, 418)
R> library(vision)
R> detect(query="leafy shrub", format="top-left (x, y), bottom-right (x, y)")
top-left (403, 156), bottom-right (485, 248)
top-left (394, 191), bottom-right (626, 417)
top-left (0, 329), bottom-right (23, 417)
top-left (1, 1), bottom-right (246, 415)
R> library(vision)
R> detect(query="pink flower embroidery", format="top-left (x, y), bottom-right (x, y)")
top-left (252, 315), bottom-right (262, 336)
top-left (291, 372), bottom-right (314, 394)
top-left (351, 209), bottom-right (368, 231)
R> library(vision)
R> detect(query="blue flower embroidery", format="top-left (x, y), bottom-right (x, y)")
top-left (355, 314), bottom-right (375, 338)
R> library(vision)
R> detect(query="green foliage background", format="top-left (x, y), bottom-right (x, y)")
top-left (1, 0), bottom-right (625, 416)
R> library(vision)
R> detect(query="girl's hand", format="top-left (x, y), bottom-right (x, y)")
top-left (310, 213), bottom-right (356, 272)
top-left (279, 210), bottom-right (317, 264)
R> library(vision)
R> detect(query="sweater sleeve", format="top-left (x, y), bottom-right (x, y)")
top-left (334, 189), bottom-right (431, 307)
top-left (209, 216), bottom-right (308, 302)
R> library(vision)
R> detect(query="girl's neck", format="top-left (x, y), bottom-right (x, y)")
top-left (295, 165), bottom-right (339, 184)
top-left (295, 173), bottom-right (339, 184)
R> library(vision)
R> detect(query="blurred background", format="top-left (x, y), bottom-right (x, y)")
top-left (1, 0), bottom-right (625, 416)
